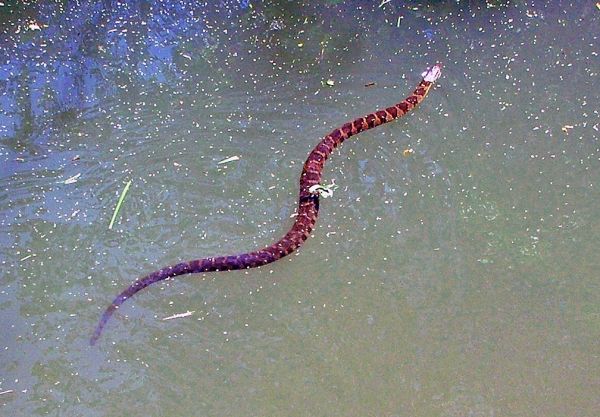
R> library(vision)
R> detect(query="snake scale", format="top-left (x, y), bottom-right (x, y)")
top-left (91, 64), bottom-right (442, 344)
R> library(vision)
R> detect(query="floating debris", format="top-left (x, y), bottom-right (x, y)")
top-left (217, 155), bottom-right (240, 165)
top-left (325, 79), bottom-right (335, 86)
top-left (402, 148), bottom-right (414, 157)
top-left (309, 179), bottom-right (338, 198)
top-left (561, 124), bottom-right (574, 134)
top-left (28, 21), bottom-right (42, 31)
top-left (163, 310), bottom-right (195, 321)
top-left (525, 9), bottom-right (539, 18)
top-left (64, 173), bottom-right (81, 184)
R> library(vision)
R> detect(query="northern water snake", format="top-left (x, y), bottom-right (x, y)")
top-left (91, 64), bottom-right (442, 344)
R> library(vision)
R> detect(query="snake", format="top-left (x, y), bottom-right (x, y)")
top-left (91, 64), bottom-right (442, 345)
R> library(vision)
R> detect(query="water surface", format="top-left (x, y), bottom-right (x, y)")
top-left (1, 1), bottom-right (598, 416)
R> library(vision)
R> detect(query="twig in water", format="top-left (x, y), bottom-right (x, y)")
top-left (162, 311), bottom-right (195, 321)
top-left (217, 155), bottom-right (240, 165)
top-left (108, 180), bottom-right (132, 230)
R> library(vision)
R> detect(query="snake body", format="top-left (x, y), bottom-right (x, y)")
top-left (91, 64), bottom-right (442, 344)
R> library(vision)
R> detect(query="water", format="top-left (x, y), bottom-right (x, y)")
top-left (1, 1), bottom-right (598, 416)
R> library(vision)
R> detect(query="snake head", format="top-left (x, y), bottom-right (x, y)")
top-left (422, 64), bottom-right (442, 83)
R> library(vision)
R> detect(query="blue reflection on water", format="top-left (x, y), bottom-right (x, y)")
top-left (0, 1), bottom-right (247, 147)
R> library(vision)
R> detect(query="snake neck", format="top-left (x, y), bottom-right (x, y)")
top-left (299, 79), bottom-right (435, 198)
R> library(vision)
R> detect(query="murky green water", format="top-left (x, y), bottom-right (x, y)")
top-left (1, 1), bottom-right (598, 416)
